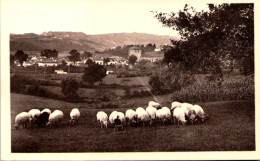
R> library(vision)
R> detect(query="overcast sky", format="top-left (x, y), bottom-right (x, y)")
top-left (3, 0), bottom-right (210, 37)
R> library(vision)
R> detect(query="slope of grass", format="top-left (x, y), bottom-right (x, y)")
top-left (11, 93), bottom-right (255, 152)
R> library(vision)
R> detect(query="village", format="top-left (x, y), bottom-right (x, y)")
top-left (12, 45), bottom-right (164, 76)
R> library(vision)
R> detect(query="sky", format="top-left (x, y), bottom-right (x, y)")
top-left (2, 0), bottom-right (210, 37)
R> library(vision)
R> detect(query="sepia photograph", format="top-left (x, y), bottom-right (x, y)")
top-left (1, 0), bottom-right (259, 160)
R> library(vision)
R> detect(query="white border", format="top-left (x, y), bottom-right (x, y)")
top-left (1, 0), bottom-right (260, 160)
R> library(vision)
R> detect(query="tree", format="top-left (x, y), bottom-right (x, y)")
top-left (14, 50), bottom-right (28, 66)
top-left (154, 3), bottom-right (254, 75)
top-left (82, 51), bottom-right (92, 59)
top-left (103, 58), bottom-right (110, 65)
top-left (61, 77), bottom-right (80, 100)
top-left (85, 59), bottom-right (94, 66)
top-left (41, 49), bottom-right (58, 58)
top-left (68, 49), bottom-right (81, 63)
top-left (81, 63), bottom-right (107, 85)
top-left (129, 55), bottom-right (138, 65)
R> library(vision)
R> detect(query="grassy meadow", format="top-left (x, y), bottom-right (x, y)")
top-left (11, 93), bottom-right (255, 152)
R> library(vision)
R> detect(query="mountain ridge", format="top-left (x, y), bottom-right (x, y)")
top-left (10, 32), bottom-right (176, 52)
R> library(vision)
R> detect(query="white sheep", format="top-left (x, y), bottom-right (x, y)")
top-left (125, 109), bottom-right (138, 126)
top-left (14, 112), bottom-right (32, 129)
top-left (109, 111), bottom-right (118, 124)
top-left (117, 112), bottom-right (126, 126)
top-left (136, 107), bottom-right (146, 114)
top-left (173, 107), bottom-right (187, 125)
top-left (181, 103), bottom-right (196, 124)
top-left (46, 110), bottom-right (64, 127)
top-left (96, 111), bottom-right (108, 128)
top-left (156, 107), bottom-right (171, 125)
top-left (28, 109), bottom-right (41, 123)
top-left (146, 106), bottom-right (157, 120)
top-left (41, 108), bottom-right (51, 115)
top-left (193, 104), bottom-right (207, 122)
top-left (171, 101), bottom-right (182, 111)
top-left (70, 108), bottom-right (80, 125)
top-left (148, 101), bottom-right (161, 109)
top-left (161, 107), bottom-right (171, 119)
top-left (137, 110), bottom-right (152, 126)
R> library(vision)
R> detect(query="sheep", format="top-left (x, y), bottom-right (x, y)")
top-left (137, 110), bottom-right (152, 126)
top-left (193, 104), bottom-right (207, 123)
top-left (14, 112), bottom-right (32, 130)
top-left (70, 108), bottom-right (80, 125)
top-left (36, 112), bottom-right (50, 128)
top-left (146, 106), bottom-right (157, 120)
top-left (96, 111), bottom-right (108, 128)
top-left (109, 111), bottom-right (118, 125)
top-left (173, 107), bottom-right (187, 125)
top-left (46, 110), bottom-right (64, 127)
top-left (148, 101), bottom-right (161, 109)
top-left (170, 101), bottom-right (182, 111)
top-left (28, 109), bottom-right (41, 123)
top-left (125, 109), bottom-right (138, 127)
top-left (136, 107), bottom-right (146, 114)
top-left (117, 112), bottom-right (126, 126)
top-left (41, 108), bottom-right (51, 115)
top-left (156, 107), bottom-right (171, 125)
top-left (181, 103), bottom-right (196, 124)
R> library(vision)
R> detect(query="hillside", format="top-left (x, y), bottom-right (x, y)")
top-left (10, 32), bottom-right (175, 52)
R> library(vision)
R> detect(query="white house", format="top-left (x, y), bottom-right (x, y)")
top-left (54, 70), bottom-right (67, 74)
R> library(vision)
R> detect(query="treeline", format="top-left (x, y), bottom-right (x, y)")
top-left (100, 43), bottom-right (156, 58)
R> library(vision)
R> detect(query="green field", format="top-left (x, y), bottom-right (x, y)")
top-left (11, 93), bottom-right (255, 152)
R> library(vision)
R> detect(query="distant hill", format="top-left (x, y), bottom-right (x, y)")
top-left (10, 32), bottom-right (176, 52)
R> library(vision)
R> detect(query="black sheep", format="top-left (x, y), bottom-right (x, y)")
top-left (36, 112), bottom-right (50, 128)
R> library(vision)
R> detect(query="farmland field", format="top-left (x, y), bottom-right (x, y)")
top-left (11, 93), bottom-right (255, 152)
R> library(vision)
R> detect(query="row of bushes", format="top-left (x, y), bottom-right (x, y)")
top-left (116, 69), bottom-right (152, 78)
top-left (123, 88), bottom-right (152, 98)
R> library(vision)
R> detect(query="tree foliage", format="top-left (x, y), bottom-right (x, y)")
top-left (154, 3), bottom-right (254, 75)
top-left (129, 55), bottom-right (138, 65)
top-left (82, 51), bottom-right (92, 59)
top-left (14, 50), bottom-right (28, 66)
top-left (41, 49), bottom-right (59, 58)
top-left (68, 49), bottom-right (81, 63)
top-left (81, 63), bottom-right (107, 85)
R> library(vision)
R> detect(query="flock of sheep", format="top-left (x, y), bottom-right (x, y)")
top-left (14, 101), bottom-right (208, 130)
top-left (97, 101), bottom-right (208, 129)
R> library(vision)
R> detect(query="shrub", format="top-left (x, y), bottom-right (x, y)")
top-left (61, 77), bottom-right (81, 101)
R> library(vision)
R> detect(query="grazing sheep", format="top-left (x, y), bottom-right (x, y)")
top-left (14, 112), bottom-right (32, 130)
top-left (181, 103), bottom-right (196, 124)
top-left (173, 107), bottom-right (187, 125)
top-left (41, 108), bottom-right (51, 115)
top-left (125, 109), bottom-right (138, 127)
top-left (96, 111), bottom-right (108, 128)
top-left (170, 101), bottom-right (182, 111)
top-left (28, 109), bottom-right (41, 123)
top-left (146, 106), bottom-right (157, 120)
top-left (136, 107), bottom-right (146, 114)
top-left (36, 112), bottom-right (50, 128)
top-left (109, 111), bottom-right (118, 124)
top-left (117, 112), bottom-right (126, 126)
top-left (46, 110), bottom-right (64, 127)
top-left (161, 107), bottom-right (171, 119)
top-left (70, 108), bottom-right (80, 125)
top-left (137, 110), bottom-right (152, 126)
top-left (148, 101), bottom-right (161, 109)
top-left (156, 107), bottom-right (171, 125)
top-left (193, 104), bottom-right (207, 122)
